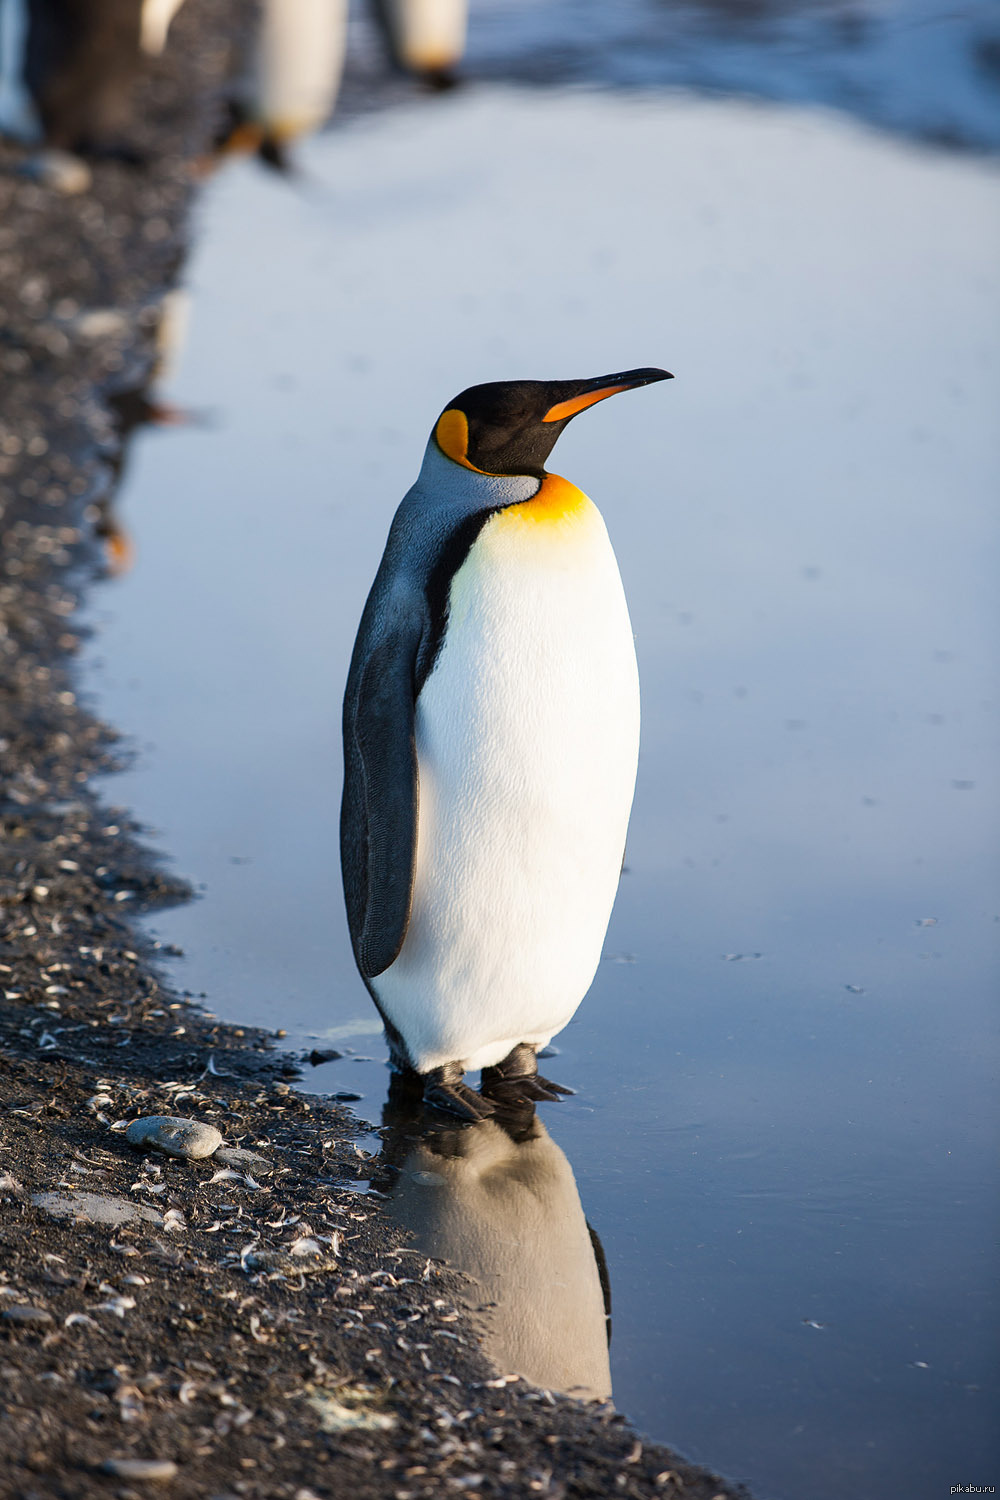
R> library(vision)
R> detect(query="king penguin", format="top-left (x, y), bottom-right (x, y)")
top-left (369, 0), bottom-right (467, 89)
top-left (15, 0), bottom-right (185, 161)
top-left (215, 0), bottom-right (348, 172)
top-left (341, 367), bottom-right (672, 1120)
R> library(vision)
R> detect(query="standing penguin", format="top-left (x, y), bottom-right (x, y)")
top-left (18, 0), bottom-right (184, 158)
top-left (369, 0), bottom-right (467, 88)
top-left (341, 368), bottom-right (672, 1120)
top-left (216, 0), bottom-right (348, 172)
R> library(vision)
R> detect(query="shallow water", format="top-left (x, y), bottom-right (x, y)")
top-left (86, 80), bottom-right (998, 1500)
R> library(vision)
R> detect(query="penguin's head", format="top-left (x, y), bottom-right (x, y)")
top-left (433, 368), bottom-right (672, 479)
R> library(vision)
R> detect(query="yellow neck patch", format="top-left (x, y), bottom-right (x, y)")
top-left (499, 472), bottom-right (591, 528)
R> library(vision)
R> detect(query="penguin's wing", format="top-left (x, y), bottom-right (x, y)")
top-left (341, 595), bottom-right (424, 980)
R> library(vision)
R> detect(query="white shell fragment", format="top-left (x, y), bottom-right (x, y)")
top-left (95, 1295), bottom-right (137, 1319)
top-left (306, 1387), bottom-right (396, 1434)
top-left (100, 1458), bottom-right (179, 1482)
top-left (125, 1117), bottom-right (223, 1160)
top-left (244, 1239), bottom-right (339, 1276)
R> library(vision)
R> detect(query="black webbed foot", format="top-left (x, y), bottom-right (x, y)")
top-left (423, 1063), bottom-right (496, 1123)
top-left (481, 1074), bottom-right (573, 1107)
top-left (479, 1042), bottom-right (575, 1108)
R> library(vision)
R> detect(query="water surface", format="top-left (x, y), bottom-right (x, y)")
top-left (87, 84), bottom-right (999, 1500)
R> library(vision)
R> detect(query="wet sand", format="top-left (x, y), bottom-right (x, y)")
top-left (0, 3), bottom-right (747, 1496)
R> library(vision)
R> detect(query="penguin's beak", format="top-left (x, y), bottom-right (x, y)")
top-left (542, 367), bottom-right (673, 424)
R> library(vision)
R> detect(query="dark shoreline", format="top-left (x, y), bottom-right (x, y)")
top-left (1, 6), bottom-right (749, 1496)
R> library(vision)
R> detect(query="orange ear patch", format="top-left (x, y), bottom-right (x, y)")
top-left (541, 385), bottom-right (628, 423)
top-left (435, 408), bottom-right (481, 469)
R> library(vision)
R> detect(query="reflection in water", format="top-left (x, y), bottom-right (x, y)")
top-left (97, 389), bottom-right (190, 575)
top-left (96, 287), bottom-right (194, 576)
top-left (380, 1095), bottom-right (612, 1401)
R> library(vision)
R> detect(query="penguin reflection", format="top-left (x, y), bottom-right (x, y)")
top-left (382, 1099), bottom-right (612, 1401)
top-left (94, 383), bottom-right (189, 575)
top-left (95, 286), bottom-right (194, 575)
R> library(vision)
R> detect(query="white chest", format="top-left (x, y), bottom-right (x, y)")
top-left (424, 497), bottom-right (639, 833)
top-left (373, 492), bottom-right (640, 1073)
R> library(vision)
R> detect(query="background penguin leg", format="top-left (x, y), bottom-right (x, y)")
top-left (480, 1042), bottom-right (574, 1107)
top-left (423, 1062), bottom-right (496, 1123)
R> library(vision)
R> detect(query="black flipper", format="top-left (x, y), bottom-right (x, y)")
top-left (342, 614), bottom-right (422, 981)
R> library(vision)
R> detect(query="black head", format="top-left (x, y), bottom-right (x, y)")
top-left (433, 368), bottom-right (673, 478)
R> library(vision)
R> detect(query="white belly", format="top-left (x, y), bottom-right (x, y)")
top-left (380, 0), bottom-right (467, 72)
top-left (373, 492), bottom-right (639, 1074)
top-left (252, 0), bottom-right (348, 138)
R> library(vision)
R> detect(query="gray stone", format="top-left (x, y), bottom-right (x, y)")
top-left (125, 1116), bottom-right (223, 1160)
top-left (2, 1304), bottom-right (53, 1326)
top-left (213, 1147), bottom-right (272, 1175)
top-left (33, 1190), bottom-right (162, 1227)
top-left (101, 1458), bottom-right (179, 1482)
top-left (25, 149), bottom-right (93, 196)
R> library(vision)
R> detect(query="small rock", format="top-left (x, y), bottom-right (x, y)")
top-left (410, 1170), bottom-right (446, 1187)
top-left (2, 1304), bottom-right (53, 1327)
top-left (308, 1048), bottom-right (342, 1065)
top-left (213, 1147), bottom-right (272, 1175)
top-left (101, 1458), bottom-right (179, 1482)
top-left (21, 148), bottom-right (92, 194)
top-left (125, 1117), bottom-right (223, 1160)
top-left (33, 1189), bottom-right (162, 1228)
top-left (333, 1091), bottom-right (363, 1103)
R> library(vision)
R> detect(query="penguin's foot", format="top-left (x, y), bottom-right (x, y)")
top-left (480, 1042), bottom-right (575, 1107)
top-left (423, 1064), bottom-right (496, 1123)
top-left (421, 67), bottom-right (460, 92)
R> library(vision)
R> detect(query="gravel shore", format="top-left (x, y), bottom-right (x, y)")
top-left (1, 5), bottom-right (750, 1496)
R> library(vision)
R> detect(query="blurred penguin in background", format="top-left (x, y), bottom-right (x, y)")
top-left (382, 1106), bottom-right (612, 1400)
top-left (370, 0), bottom-right (467, 88)
top-left (0, 0), bottom-right (185, 189)
top-left (215, 0), bottom-right (348, 172)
